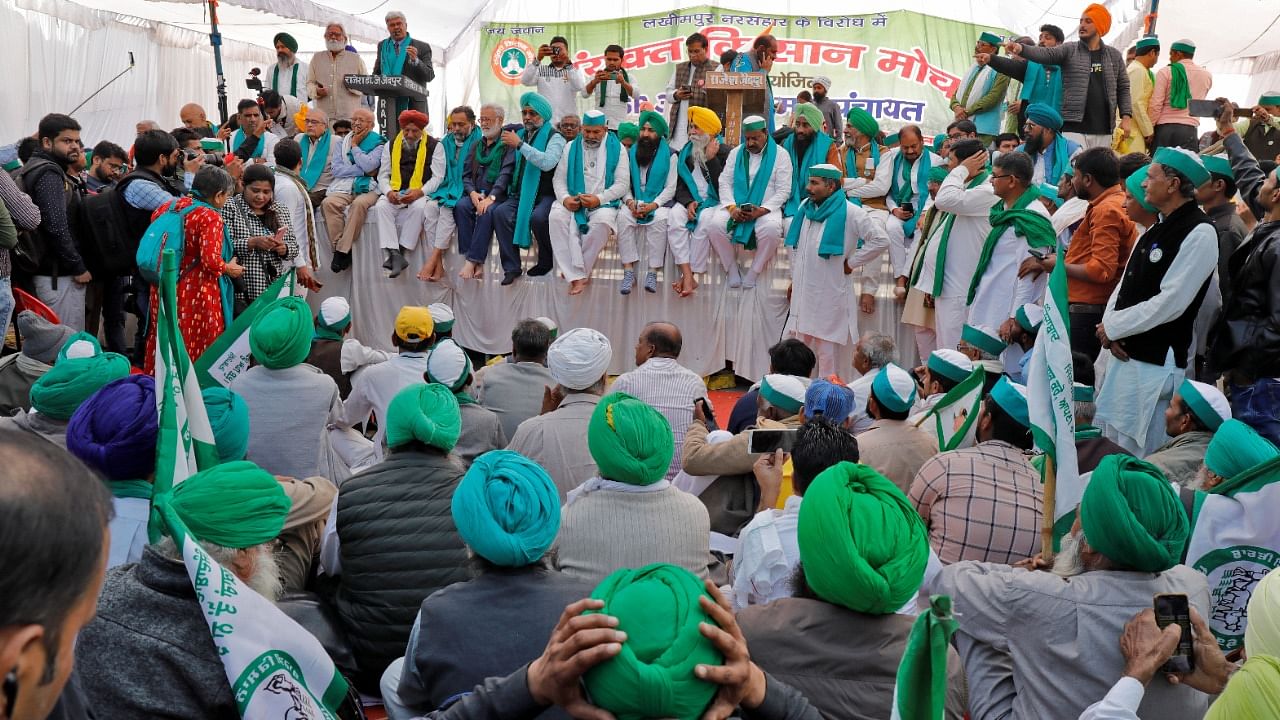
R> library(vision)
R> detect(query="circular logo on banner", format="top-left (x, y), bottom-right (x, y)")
top-left (492, 39), bottom-right (533, 86)
top-left (1192, 545), bottom-right (1280, 652)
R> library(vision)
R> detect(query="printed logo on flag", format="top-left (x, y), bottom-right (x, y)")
top-left (1193, 545), bottom-right (1280, 652)
top-left (492, 39), bottom-right (533, 85)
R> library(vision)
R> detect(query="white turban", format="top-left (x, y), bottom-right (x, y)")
top-left (547, 327), bottom-right (611, 390)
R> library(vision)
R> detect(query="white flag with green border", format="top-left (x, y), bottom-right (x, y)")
top-left (925, 367), bottom-right (986, 452)
top-left (1026, 241), bottom-right (1080, 550)
top-left (194, 269), bottom-right (296, 389)
top-left (1183, 455), bottom-right (1280, 653)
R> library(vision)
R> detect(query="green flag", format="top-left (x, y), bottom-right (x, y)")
top-left (890, 595), bottom-right (959, 720)
top-left (195, 270), bottom-right (296, 388)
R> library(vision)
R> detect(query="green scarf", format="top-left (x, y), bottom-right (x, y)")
top-left (967, 185), bottom-right (1056, 305)
top-left (474, 138), bottom-right (505, 184)
top-left (1075, 426), bottom-right (1103, 440)
top-left (380, 35), bottom-right (414, 115)
top-left (1169, 61), bottom-right (1191, 110)
top-left (891, 150), bottom-right (931, 237)
top-left (231, 130), bottom-right (265, 160)
top-left (1080, 455), bottom-right (1189, 573)
top-left (628, 138), bottom-right (672, 224)
top-left (675, 140), bottom-right (719, 230)
top-left (430, 127), bottom-right (482, 208)
top-left (272, 62), bottom-right (300, 97)
top-left (313, 327), bottom-right (344, 342)
top-left (348, 131), bottom-right (385, 194)
top-left (298, 130), bottom-right (332, 190)
top-left (784, 187), bottom-right (847, 258)
top-left (895, 595), bottom-right (960, 720)
top-left (782, 132), bottom-right (834, 217)
top-left (454, 390), bottom-right (477, 405)
top-left (727, 139), bottom-right (778, 249)
top-left (598, 68), bottom-right (631, 107)
top-left (109, 479), bottom-right (154, 500)
top-left (915, 169), bottom-right (990, 296)
top-left (509, 121), bottom-right (554, 248)
top-left (566, 134), bottom-right (622, 233)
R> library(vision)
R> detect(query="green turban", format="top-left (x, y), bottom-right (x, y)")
top-left (793, 102), bottom-right (824, 134)
top-left (250, 296), bottom-right (313, 369)
top-left (846, 107), bottom-right (879, 138)
top-left (520, 92), bottom-right (553, 122)
top-left (384, 383), bottom-right (461, 452)
top-left (1081, 455), bottom-right (1189, 572)
top-left (638, 109), bottom-right (669, 139)
top-left (797, 462), bottom-right (929, 614)
top-left (618, 122), bottom-right (640, 142)
top-left (202, 387), bottom-right (250, 463)
top-left (451, 449), bottom-right (560, 567)
top-left (928, 166), bottom-right (950, 184)
top-left (272, 32), bottom-right (298, 53)
top-left (1204, 655), bottom-right (1280, 720)
top-left (29, 338), bottom-right (131, 420)
top-left (587, 392), bottom-right (673, 485)
top-left (1205, 419), bottom-right (1279, 481)
top-left (582, 563), bottom-right (722, 720)
top-left (165, 460), bottom-right (290, 548)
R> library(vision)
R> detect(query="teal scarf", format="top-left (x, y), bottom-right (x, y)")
top-left (1169, 62), bottom-right (1190, 110)
top-left (891, 150), bottom-right (931, 238)
top-left (1076, 426), bottom-right (1103, 440)
top-left (232, 130), bottom-right (265, 159)
top-left (598, 69), bottom-right (631, 107)
top-left (675, 140), bottom-right (720, 230)
top-left (728, 140), bottom-right (778, 249)
top-left (474, 138), bottom-right (506, 184)
top-left (784, 189), bottom-right (847, 258)
top-left (110, 479), bottom-right (154, 500)
top-left (510, 122), bottom-right (554, 248)
top-left (783, 132), bottom-right (834, 217)
top-left (628, 138), bottom-right (672, 225)
top-left (913, 169), bottom-right (990, 296)
top-left (566, 134), bottom-right (622, 233)
top-left (454, 391), bottom-right (477, 405)
top-left (844, 143), bottom-right (880, 208)
top-left (430, 127), bottom-right (482, 208)
top-left (1020, 62), bottom-right (1063, 113)
top-left (298, 130), bottom-right (332, 190)
top-left (272, 62), bottom-right (300, 97)
top-left (967, 185), bottom-right (1056, 305)
top-left (1028, 133), bottom-right (1074, 188)
top-left (348, 131), bottom-right (385, 194)
top-left (380, 36), bottom-right (414, 115)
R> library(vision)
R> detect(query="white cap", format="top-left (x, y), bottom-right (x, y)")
top-left (63, 339), bottom-right (98, 360)
top-left (760, 373), bottom-right (807, 414)
top-left (425, 338), bottom-right (472, 392)
top-left (547, 327), bottom-right (612, 390)
top-left (871, 363), bottom-right (917, 413)
top-left (427, 302), bottom-right (455, 330)
top-left (319, 296), bottom-right (351, 327)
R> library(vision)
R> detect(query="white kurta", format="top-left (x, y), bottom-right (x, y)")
top-left (966, 187), bottom-right (1052, 331)
top-left (849, 147), bottom-right (943, 277)
top-left (915, 166), bottom-right (995, 301)
top-left (549, 140), bottom-right (630, 280)
top-left (618, 159), bottom-right (679, 267)
top-left (790, 200), bottom-right (889, 344)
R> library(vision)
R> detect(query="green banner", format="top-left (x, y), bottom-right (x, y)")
top-left (480, 7), bottom-right (1009, 135)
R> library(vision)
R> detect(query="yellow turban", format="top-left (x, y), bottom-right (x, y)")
top-left (687, 106), bottom-right (721, 136)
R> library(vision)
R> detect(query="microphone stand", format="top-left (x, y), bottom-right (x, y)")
top-left (207, 0), bottom-right (229, 127)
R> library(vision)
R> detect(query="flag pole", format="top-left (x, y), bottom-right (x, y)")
top-left (1041, 455), bottom-right (1057, 563)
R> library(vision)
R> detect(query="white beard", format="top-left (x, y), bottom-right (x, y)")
top-left (482, 126), bottom-right (501, 141)
top-left (325, 39), bottom-right (345, 53)
top-left (246, 546), bottom-right (284, 602)
top-left (690, 133), bottom-right (711, 169)
top-left (1052, 529), bottom-right (1086, 578)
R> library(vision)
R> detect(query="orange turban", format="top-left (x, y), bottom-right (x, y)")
top-left (1083, 3), bottom-right (1111, 35)
top-left (398, 109), bottom-right (428, 130)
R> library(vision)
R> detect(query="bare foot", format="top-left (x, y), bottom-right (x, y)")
top-left (458, 261), bottom-right (478, 280)
top-left (417, 263), bottom-right (437, 282)
top-left (568, 279), bottom-right (588, 295)
top-left (676, 274), bottom-right (698, 297)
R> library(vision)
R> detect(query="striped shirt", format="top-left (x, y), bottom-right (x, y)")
top-left (610, 357), bottom-right (706, 482)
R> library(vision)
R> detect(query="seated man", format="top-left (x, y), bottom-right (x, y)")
top-left (417, 106), bottom-right (480, 282)
top-left (547, 109), bottom-right (628, 295)
top-left (491, 92), bottom-right (567, 285)
top-left (1001, 302), bottom-right (1043, 383)
top-left (0, 333), bottom-right (130, 448)
top-left (371, 109), bottom-right (445, 278)
top-left (1145, 378), bottom-right (1230, 487)
top-left (473, 318), bottom-right (556, 441)
top-left (333, 383), bottom-right (471, 692)
top-left (455, 104), bottom-right (516, 281)
top-left (343, 306), bottom-right (436, 459)
top-left (425, 338), bottom-right (506, 466)
top-left (616, 110), bottom-right (678, 295)
top-left (297, 107), bottom-right (335, 204)
top-left (666, 106), bottom-right (730, 296)
top-left (306, 295), bottom-right (389, 400)
top-left (856, 363), bottom-right (939, 493)
top-left (738, 462), bottom-right (965, 719)
top-left (907, 348), bottom-right (975, 434)
top-left (381, 451), bottom-right (594, 720)
top-left (844, 332), bottom-right (895, 434)
top-left (910, 377), bottom-right (1044, 564)
top-left (0, 311), bottom-right (74, 416)
top-left (507, 327), bottom-right (613, 499)
top-left (321, 107), bottom-right (384, 273)
top-left (936, 454), bottom-right (1212, 720)
top-left (958, 323), bottom-right (1007, 392)
top-left (78, 461), bottom-right (295, 718)
top-left (556, 392), bottom-right (711, 580)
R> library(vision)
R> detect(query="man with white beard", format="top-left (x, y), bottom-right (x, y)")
top-left (934, 454), bottom-right (1211, 720)
top-left (77, 462), bottom-right (294, 717)
top-left (548, 109), bottom-right (629, 295)
top-left (417, 106), bottom-right (482, 282)
top-left (616, 110), bottom-right (678, 295)
top-left (667, 106), bottom-right (731, 297)
top-left (456, 104), bottom-right (516, 281)
top-left (306, 22), bottom-right (368, 123)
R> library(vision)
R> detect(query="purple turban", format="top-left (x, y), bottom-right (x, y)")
top-left (66, 375), bottom-right (159, 481)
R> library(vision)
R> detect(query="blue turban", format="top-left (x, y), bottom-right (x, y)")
top-left (804, 379), bottom-right (856, 424)
top-left (451, 450), bottom-right (561, 567)
top-left (66, 375), bottom-right (158, 482)
top-left (203, 386), bottom-right (251, 463)
top-left (520, 92), bottom-right (554, 122)
top-left (1025, 103), bottom-right (1064, 132)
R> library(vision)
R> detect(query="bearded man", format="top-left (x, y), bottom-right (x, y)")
top-left (666, 106), bottom-right (731, 297)
top-left (548, 109), bottom-right (629, 295)
top-left (616, 110), bottom-right (678, 295)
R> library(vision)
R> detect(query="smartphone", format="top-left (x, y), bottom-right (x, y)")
top-left (1154, 593), bottom-right (1195, 674)
top-left (900, 202), bottom-right (915, 215)
top-left (747, 428), bottom-right (798, 454)
top-left (1187, 99), bottom-right (1221, 118)
top-left (695, 397), bottom-right (718, 431)
top-left (1028, 248), bottom-right (1047, 260)
top-left (739, 203), bottom-right (757, 213)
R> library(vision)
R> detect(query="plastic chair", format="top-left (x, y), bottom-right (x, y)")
top-left (10, 288), bottom-right (60, 353)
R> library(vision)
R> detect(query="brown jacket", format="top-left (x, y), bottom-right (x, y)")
top-left (683, 416), bottom-right (802, 537)
top-left (1064, 185), bottom-right (1137, 305)
top-left (856, 419), bottom-right (939, 493)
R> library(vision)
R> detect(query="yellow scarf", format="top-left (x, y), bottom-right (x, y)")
top-left (390, 133), bottom-right (428, 191)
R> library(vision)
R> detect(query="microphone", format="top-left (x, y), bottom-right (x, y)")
top-left (249, 67), bottom-right (261, 77)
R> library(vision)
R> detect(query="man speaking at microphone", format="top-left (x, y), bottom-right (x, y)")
top-left (375, 10), bottom-right (433, 141)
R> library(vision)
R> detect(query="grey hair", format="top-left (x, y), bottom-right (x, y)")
top-left (385, 10), bottom-right (407, 22)
top-left (155, 537), bottom-right (283, 601)
top-left (857, 332), bottom-right (896, 369)
top-left (191, 165), bottom-right (235, 200)
top-left (1075, 400), bottom-right (1096, 425)
top-left (480, 103), bottom-right (506, 120)
top-left (325, 21), bottom-right (347, 37)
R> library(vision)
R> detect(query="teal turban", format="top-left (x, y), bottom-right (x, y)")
top-left (451, 450), bottom-right (560, 566)
top-left (520, 92), bottom-right (553, 122)
top-left (384, 383), bottom-right (461, 452)
top-left (793, 102), bottom-right (824, 134)
top-left (845, 107), bottom-right (879, 138)
top-left (29, 336), bottom-right (131, 420)
top-left (250, 295), bottom-right (313, 369)
top-left (1205, 419), bottom-right (1279, 481)
top-left (587, 392), bottom-right (674, 485)
top-left (1025, 102), bottom-right (1064, 132)
top-left (582, 563), bottom-right (722, 720)
top-left (797, 462), bottom-right (929, 614)
top-left (638, 109), bottom-right (669, 138)
top-left (165, 460), bottom-right (290, 549)
top-left (1081, 455), bottom-right (1189, 572)
top-left (1126, 165), bottom-right (1159, 213)
top-left (203, 386), bottom-right (250, 463)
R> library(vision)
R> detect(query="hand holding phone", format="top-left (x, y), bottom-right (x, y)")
top-left (1153, 593), bottom-right (1195, 674)
top-left (747, 428), bottom-right (798, 454)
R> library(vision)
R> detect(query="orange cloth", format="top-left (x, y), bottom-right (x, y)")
top-left (1064, 185), bottom-right (1137, 305)
top-left (1083, 3), bottom-right (1111, 35)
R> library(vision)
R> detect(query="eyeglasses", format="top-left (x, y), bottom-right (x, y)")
top-left (990, 173), bottom-right (1013, 180)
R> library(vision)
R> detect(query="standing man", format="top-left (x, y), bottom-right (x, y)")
top-left (786, 164), bottom-right (889, 377)
top-left (548, 109), bottom-right (629, 296)
top-left (456, 104), bottom-right (515, 281)
top-left (1017, 103), bottom-right (1081, 186)
top-left (307, 22), bottom-right (367, 123)
top-left (521, 35), bottom-right (584, 124)
top-left (951, 31), bottom-right (1011, 146)
top-left (981, 25), bottom-right (1065, 131)
top-left (218, 98), bottom-right (279, 164)
top-left (664, 33), bottom-right (720, 152)
top-left (376, 11), bottom-right (433, 142)
top-left (268, 32), bottom-right (309, 103)
top-left (780, 104), bottom-right (841, 233)
top-left (1126, 37), bottom-right (1160, 154)
top-left (418, 106), bottom-right (481, 282)
top-left (491, 92), bottom-right (566, 285)
top-left (1096, 148), bottom-right (1218, 455)
top-left (321, 107), bottom-right (385, 274)
top-left (1149, 40), bottom-right (1213, 152)
top-left (668, 106), bottom-right (730, 297)
top-left (583, 45), bottom-right (635, 130)
top-left (617, 110), bottom-right (678, 295)
top-left (704, 115), bottom-right (793, 289)
top-left (84, 141), bottom-right (126, 193)
top-left (297, 106), bottom-right (335, 205)
top-left (21, 113), bottom-right (89, 330)
top-left (809, 76), bottom-right (843, 143)
top-left (1005, 4), bottom-right (1133, 150)
top-left (271, 139), bottom-right (322, 294)
top-left (371, 110), bottom-right (444, 279)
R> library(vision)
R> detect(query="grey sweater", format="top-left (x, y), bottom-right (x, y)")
top-left (1017, 40), bottom-right (1131, 126)
top-left (556, 485), bottom-right (712, 581)
top-left (231, 363), bottom-right (343, 479)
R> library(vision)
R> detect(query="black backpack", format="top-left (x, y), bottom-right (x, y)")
top-left (12, 159), bottom-right (59, 275)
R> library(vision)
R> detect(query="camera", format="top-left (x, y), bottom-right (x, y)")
top-left (246, 67), bottom-right (264, 93)
top-left (183, 148), bottom-right (223, 166)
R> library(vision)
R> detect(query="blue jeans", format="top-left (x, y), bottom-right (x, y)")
top-left (454, 193), bottom-right (498, 260)
top-left (0, 276), bottom-right (12, 346)
top-left (491, 195), bottom-right (553, 274)
top-left (1228, 378), bottom-right (1280, 448)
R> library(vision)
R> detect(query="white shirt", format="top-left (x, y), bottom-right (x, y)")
top-left (343, 351), bottom-right (430, 458)
top-left (273, 170), bottom-right (313, 270)
top-left (108, 496), bottom-right (150, 569)
top-left (552, 139), bottom-right (630, 203)
top-left (915, 166), bottom-right (995, 300)
top-left (1054, 196), bottom-right (1089, 249)
top-left (377, 138), bottom-right (447, 196)
top-left (718, 144), bottom-right (794, 214)
top-left (790, 199), bottom-right (889, 344)
top-left (610, 357), bottom-right (706, 482)
top-left (908, 392), bottom-right (944, 441)
top-left (1031, 142), bottom-right (1083, 185)
top-left (847, 367), bottom-right (880, 435)
top-left (624, 158), bottom-right (678, 206)
top-left (268, 57), bottom-right (310, 101)
top-left (521, 61), bottom-right (586, 124)
top-left (582, 75), bottom-right (637, 129)
top-left (1078, 677), bottom-right (1145, 720)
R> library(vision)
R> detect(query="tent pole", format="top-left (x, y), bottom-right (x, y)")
top-left (207, 0), bottom-right (229, 127)
top-left (1145, 0), bottom-right (1160, 36)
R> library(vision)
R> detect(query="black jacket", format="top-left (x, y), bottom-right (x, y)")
top-left (673, 143), bottom-right (731, 207)
top-left (374, 37), bottom-right (434, 84)
top-left (333, 447), bottom-right (470, 691)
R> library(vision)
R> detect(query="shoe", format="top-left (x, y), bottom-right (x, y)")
top-left (501, 270), bottom-right (522, 286)
top-left (386, 249), bottom-right (409, 278)
top-left (527, 264), bottom-right (552, 277)
top-left (742, 270), bottom-right (759, 289)
top-left (644, 271), bottom-right (658, 293)
top-left (330, 251), bottom-right (352, 273)
top-left (620, 269), bottom-right (635, 295)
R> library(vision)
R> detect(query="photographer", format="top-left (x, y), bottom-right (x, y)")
top-left (216, 98), bottom-right (278, 164)
top-left (581, 44), bottom-right (636, 130)
top-left (520, 35), bottom-right (585, 124)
